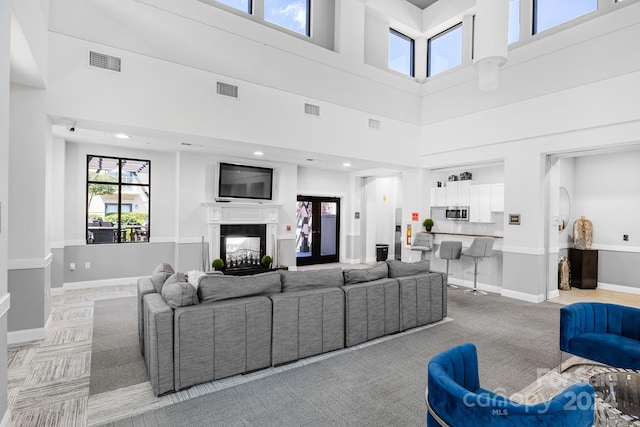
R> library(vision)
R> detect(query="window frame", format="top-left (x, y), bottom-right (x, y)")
top-left (427, 23), bottom-right (463, 78)
top-left (215, 0), bottom-right (252, 14)
top-left (389, 29), bottom-right (415, 77)
top-left (86, 155), bottom-right (151, 244)
top-left (532, 0), bottom-right (598, 35)
top-left (264, 0), bottom-right (311, 37)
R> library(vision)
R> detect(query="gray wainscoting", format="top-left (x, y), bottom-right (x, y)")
top-left (63, 242), bottom-right (174, 283)
top-left (51, 247), bottom-right (64, 289)
top-left (8, 267), bottom-right (48, 332)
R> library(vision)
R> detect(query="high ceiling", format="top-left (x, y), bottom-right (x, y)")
top-left (405, 0), bottom-right (439, 9)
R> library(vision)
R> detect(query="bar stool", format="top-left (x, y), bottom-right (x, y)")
top-left (461, 238), bottom-right (494, 295)
top-left (439, 241), bottom-right (462, 289)
top-left (411, 232), bottom-right (433, 261)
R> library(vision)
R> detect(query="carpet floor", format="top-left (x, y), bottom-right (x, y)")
top-left (98, 288), bottom-right (564, 426)
top-left (89, 297), bottom-right (147, 396)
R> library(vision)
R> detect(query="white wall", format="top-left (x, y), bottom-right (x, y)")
top-left (573, 151), bottom-right (640, 251)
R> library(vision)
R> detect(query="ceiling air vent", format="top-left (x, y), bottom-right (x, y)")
top-left (89, 51), bottom-right (121, 72)
top-left (369, 118), bottom-right (381, 130)
top-left (304, 103), bottom-right (320, 117)
top-left (217, 82), bottom-right (239, 98)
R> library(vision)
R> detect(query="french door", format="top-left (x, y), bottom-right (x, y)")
top-left (296, 196), bottom-right (340, 266)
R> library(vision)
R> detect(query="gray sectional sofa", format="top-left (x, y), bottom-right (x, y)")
top-left (138, 260), bottom-right (446, 396)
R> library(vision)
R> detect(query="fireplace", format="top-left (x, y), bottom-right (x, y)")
top-left (220, 224), bottom-right (267, 274)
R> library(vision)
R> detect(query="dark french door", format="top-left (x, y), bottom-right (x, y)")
top-left (296, 196), bottom-right (340, 266)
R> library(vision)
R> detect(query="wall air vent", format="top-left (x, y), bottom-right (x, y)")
top-left (304, 103), bottom-right (320, 117)
top-left (217, 82), bottom-right (239, 98)
top-left (89, 51), bottom-right (121, 72)
top-left (369, 119), bottom-right (381, 130)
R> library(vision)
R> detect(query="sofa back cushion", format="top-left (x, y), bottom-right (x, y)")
top-left (161, 273), bottom-right (199, 308)
top-left (386, 260), bottom-right (431, 278)
top-left (151, 262), bottom-right (175, 293)
top-left (343, 262), bottom-right (388, 284)
top-left (280, 268), bottom-right (344, 292)
top-left (198, 271), bottom-right (282, 303)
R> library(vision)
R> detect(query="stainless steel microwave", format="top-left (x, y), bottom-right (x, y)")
top-left (446, 206), bottom-right (469, 221)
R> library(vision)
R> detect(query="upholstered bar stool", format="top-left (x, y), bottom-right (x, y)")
top-left (461, 238), bottom-right (494, 296)
top-left (439, 241), bottom-right (462, 289)
top-left (411, 232), bottom-right (433, 261)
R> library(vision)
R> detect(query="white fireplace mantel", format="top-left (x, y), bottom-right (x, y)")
top-left (203, 202), bottom-right (282, 262)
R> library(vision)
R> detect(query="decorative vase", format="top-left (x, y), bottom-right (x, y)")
top-left (426, 226), bottom-right (432, 232)
top-left (573, 216), bottom-right (593, 250)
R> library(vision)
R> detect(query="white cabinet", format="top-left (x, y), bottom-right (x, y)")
top-left (469, 184), bottom-right (491, 223)
top-left (430, 187), bottom-right (447, 207)
top-left (445, 181), bottom-right (471, 206)
top-left (490, 183), bottom-right (504, 212)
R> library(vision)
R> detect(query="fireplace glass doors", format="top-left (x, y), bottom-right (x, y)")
top-left (220, 224), bottom-right (267, 274)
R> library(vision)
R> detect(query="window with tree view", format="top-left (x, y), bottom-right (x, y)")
top-left (87, 156), bottom-right (150, 244)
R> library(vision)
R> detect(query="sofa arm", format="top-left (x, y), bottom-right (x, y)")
top-left (137, 277), bottom-right (156, 356)
top-left (143, 293), bottom-right (174, 396)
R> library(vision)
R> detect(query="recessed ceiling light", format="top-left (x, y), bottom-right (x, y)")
top-left (343, 162), bottom-right (352, 167)
top-left (254, 151), bottom-right (264, 156)
top-left (114, 133), bottom-right (130, 139)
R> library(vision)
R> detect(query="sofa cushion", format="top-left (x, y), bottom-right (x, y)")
top-left (151, 263), bottom-right (175, 293)
top-left (386, 260), bottom-right (431, 278)
top-left (343, 262), bottom-right (388, 284)
top-left (186, 270), bottom-right (207, 290)
top-left (198, 271), bottom-right (281, 303)
top-left (279, 268), bottom-right (344, 292)
top-left (161, 274), bottom-right (199, 308)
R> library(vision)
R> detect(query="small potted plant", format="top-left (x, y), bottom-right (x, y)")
top-left (261, 255), bottom-right (273, 269)
top-left (211, 258), bottom-right (225, 271)
top-left (423, 218), bottom-right (434, 232)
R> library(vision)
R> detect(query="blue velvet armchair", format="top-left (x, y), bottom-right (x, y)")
top-left (560, 302), bottom-right (640, 371)
top-left (426, 343), bottom-right (594, 427)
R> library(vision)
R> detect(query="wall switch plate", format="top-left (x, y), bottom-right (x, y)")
top-left (85, 262), bottom-right (91, 269)
top-left (624, 234), bottom-right (629, 241)
top-left (70, 263), bottom-right (76, 271)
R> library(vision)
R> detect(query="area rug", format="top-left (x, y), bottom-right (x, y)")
top-left (89, 296), bottom-right (147, 396)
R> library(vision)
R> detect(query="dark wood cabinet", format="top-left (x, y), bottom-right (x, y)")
top-left (569, 248), bottom-right (598, 289)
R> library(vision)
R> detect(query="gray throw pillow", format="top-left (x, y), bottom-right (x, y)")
top-left (386, 260), bottom-right (431, 278)
top-left (161, 273), bottom-right (198, 308)
top-left (150, 262), bottom-right (175, 293)
top-left (279, 268), bottom-right (344, 292)
top-left (198, 271), bottom-right (282, 303)
top-left (343, 262), bottom-right (388, 284)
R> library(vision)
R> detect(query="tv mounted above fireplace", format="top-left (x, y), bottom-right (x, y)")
top-left (217, 162), bottom-right (274, 201)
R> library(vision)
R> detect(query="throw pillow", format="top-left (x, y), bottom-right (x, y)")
top-left (161, 275), bottom-right (199, 308)
top-left (343, 262), bottom-right (388, 284)
top-left (150, 262), bottom-right (175, 293)
top-left (186, 270), bottom-right (206, 290)
top-left (386, 259), bottom-right (431, 278)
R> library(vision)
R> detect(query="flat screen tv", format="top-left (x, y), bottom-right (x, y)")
top-left (218, 162), bottom-right (273, 201)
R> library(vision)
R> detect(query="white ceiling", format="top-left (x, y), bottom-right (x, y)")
top-left (405, 0), bottom-right (439, 10)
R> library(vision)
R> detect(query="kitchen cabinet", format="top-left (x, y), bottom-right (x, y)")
top-left (430, 187), bottom-right (447, 207)
top-left (445, 181), bottom-right (471, 206)
top-left (490, 183), bottom-right (504, 212)
top-left (469, 184), bottom-right (491, 223)
top-left (569, 248), bottom-right (598, 289)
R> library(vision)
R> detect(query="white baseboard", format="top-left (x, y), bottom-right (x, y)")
top-left (50, 287), bottom-right (64, 296)
top-left (8, 327), bottom-right (46, 345)
top-left (501, 288), bottom-right (545, 303)
top-left (597, 282), bottom-right (640, 295)
top-left (62, 276), bottom-right (144, 290)
top-left (0, 409), bottom-right (11, 427)
top-left (547, 289), bottom-right (560, 299)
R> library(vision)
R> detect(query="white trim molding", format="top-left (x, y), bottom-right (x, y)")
top-left (501, 246), bottom-right (546, 256)
top-left (8, 327), bottom-right (46, 345)
top-left (547, 289), bottom-right (560, 300)
top-left (501, 288), bottom-right (546, 303)
top-left (0, 293), bottom-right (10, 318)
top-left (598, 282), bottom-right (640, 295)
top-left (63, 276), bottom-right (144, 290)
top-left (591, 244), bottom-right (640, 253)
top-left (8, 253), bottom-right (53, 270)
top-left (447, 277), bottom-right (502, 295)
